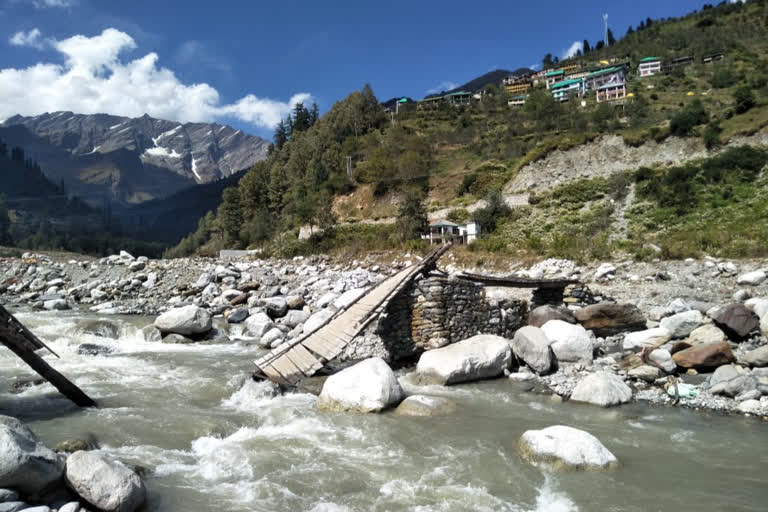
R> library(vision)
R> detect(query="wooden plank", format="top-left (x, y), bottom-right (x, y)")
top-left (0, 305), bottom-right (95, 407)
top-left (288, 345), bottom-right (324, 373)
top-left (303, 337), bottom-right (338, 359)
top-left (261, 363), bottom-right (292, 387)
top-left (270, 356), bottom-right (304, 384)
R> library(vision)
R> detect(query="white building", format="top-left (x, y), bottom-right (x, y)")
top-left (422, 219), bottom-right (480, 245)
top-left (638, 57), bottom-right (662, 77)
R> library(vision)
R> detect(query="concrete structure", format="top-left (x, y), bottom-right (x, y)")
top-left (417, 91), bottom-right (472, 109)
top-left (544, 70), bottom-right (565, 89)
top-left (505, 82), bottom-right (532, 95)
top-left (638, 57), bottom-right (662, 77)
top-left (584, 66), bottom-right (626, 91)
top-left (551, 78), bottom-right (585, 102)
top-left (422, 220), bottom-right (480, 245)
top-left (596, 82), bottom-right (627, 103)
top-left (508, 94), bottom-right (527, 107)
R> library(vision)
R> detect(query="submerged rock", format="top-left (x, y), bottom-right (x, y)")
top-left (570, 372), bottom-right (632, 407)
top-left (65, 451), bottom-right (146, 512)
top-left (415, 334), bottom-right (512, 385)
top-left (0, 416), bottom-right (64, 496)
top-left (76, 343), bottom-right (114, 356)
top-left (80, 320), bottom-right (120, 339)
top-left (154, 305), bottom-right (212, 336)
top-left (393, 395), bottom-right (457, 417)
top-left (518, 425), bottom-right (619, 470)
top-left (317, 357), bottom-right (404, 413)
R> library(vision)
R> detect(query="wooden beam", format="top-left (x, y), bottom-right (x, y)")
top-left (0, 305), bottom-right (96, 407)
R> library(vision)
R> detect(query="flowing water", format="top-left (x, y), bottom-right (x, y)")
top-left (1, 311), bottom-right (767, 512)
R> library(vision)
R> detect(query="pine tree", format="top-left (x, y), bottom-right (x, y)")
top-left (583, 40), bottom-right (591, 54)
top-left (273, 120), bottom-right (288, 150)
top-left (309, 102), bottom-right (320, 126)
top-left (542, 53), bottom-right (554, 68)
top-left (607, 28), bottom-right (616, 46)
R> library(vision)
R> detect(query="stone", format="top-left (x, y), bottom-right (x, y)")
top-left (570, 372), bottom-right (633, 407)
top-left (0, 415), bottom-right (64, 495)
top-left (161, 333), bottom-right (195, 344)
top-left (282, 310), bottom-right (310, 328)
top-left (415, 334), bottom-right (512, 385)
top-left (285, 295), bottom-right (305, 309)
top-left (672, 341), bottom-right (735, 370)
top-left (43, 299), bottom-right (69, 311)
top-left (628, 365), bottom-right (662, 382)
top-left (733, 289), bottom-right (753, 302)
top-left (762, 314), bottom-right (768, 339)
top-left (0, 502), bottom-right (26, 512)
top-left (541, 320), bottom-right (593, 364)
top-left (737, 270), bottom-right (767, 286)
top-left (128, 261), bottom-right (145, 272)
top-left (303, 308), bottom-right (336, 334)
top-left (57, 502), bottom-right (80, 512)
top-left (264, 297), bottom-right (288, 318)
top-left (710, 375), bottom-right (757, 398)
top-left (333, 288), bottom-right (367, 310)
top-left (510, 326), bottom-right (553, 375)
top-left (648, 349), bottom-right (676, 373)
top-left (244, 312), bottom-right (274, 338)
top-left (76, 344), bottom-right (114, 356)
top-left (594, 263), bottom-right (616, 280)
top-left (528, 305), bottom-right (576, 328)
top-left (573, 303), bottom-right (646, 337)
top-left (64, 451), bottom-right (146, 512)
top-left (622, 328), bottom-right (671, 351)
top-left (393, 395), bottom-right (457, 417)
top-left (659, 310), bottom-right (703, 339)
top-left (737, 399), bottom-right (764, 415)
top-left (192, 272), bottom-right (213, 289)
top-left (742, 345), bottom-right (768, 367)
top-left (55, 437), bottom-right (97, 453)
top-left (686, 324), bottom-right (726, 346)
top-left (80, 320), bottom-right (120, 338)
top-left (0, 490), bottom-right (18, 503)
top-left (745, 297), bottom-right (768, 319)
top-left (259, 328), bottom-right (283, 348)
top-left (154, 305), bottom-right (212, 336)
top-left (226, 307), bottom-right (249, 324)
top-left (710, 304), bottom-right (759, 341)
top-left (140, 325), bottom-right (162, 342)
top-left (709, 364), bottom-right (742, 388)
top-left (518, 425), bottom-right (618, 470)
top-left (316, 358), bottom-right (404, 413)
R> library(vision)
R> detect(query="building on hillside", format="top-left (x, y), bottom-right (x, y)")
top-left (638, 57), bottom-right (662, 77)
top-left (565, 69), bottom-right (590, 80)
top-left (666, 56), bottom-right (694, 72)
top-left (505, 82), bottom-right (532, 95)
top-left (544, 70), bottom-right (565, 89)
top-left (596, 82), bottom-right (627, 103)
top-left (551, 78), bottom-right (585, 102)
top-left (584, 66), bottom-right (627, 91)
top-left (507, 94), bottom-right (527, 107)
top-left (417, 91), bottom-right (472, 110)
top-left (558, 64), bottom-right (581, 75)
top-left (702, 53), bottom-right (725, 64)
top-left (422, 219), bottom-right (480, 245)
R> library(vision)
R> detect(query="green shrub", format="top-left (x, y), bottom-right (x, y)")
top-left (733, 86), bottom-right (755, 114)
top-left (670, 99), bottom-right (708, 136)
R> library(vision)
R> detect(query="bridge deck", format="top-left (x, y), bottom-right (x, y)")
top-left (254, 244), bottom-right (450, 386)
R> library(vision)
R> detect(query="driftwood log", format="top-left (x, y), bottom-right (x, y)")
top-left (0, 305), bottom-right (96, 407)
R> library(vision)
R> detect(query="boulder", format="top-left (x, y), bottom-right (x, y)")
top-left (140, 325), bottom-right (162, 342)
top-left (80, 320), bottom-right (120, 339)
top-left (628, 365), bottom-right (661, 382)
top-left (316, 358), bottom-right (404, 413)
top-left (710, 304), bottom-right (759, 341)
top-left (622, 328), bottom-right (670, 351)
top-left (76, 344), bottom-right (114, 356)
top-left (709, 364), bottom-right (742, 388)
top-left (737, 399), bottom-right (765, 415)
top-left (746, 297), bottom-right (768, 319)
top-left (65, 451), bottom-right (145, 512)
top-left (672, 341), bottom-right (735, 370)
top-left (415, 334), bottom-right (512, 385)
top-left (528, 305), bottom-right (576, 328)
top-left (648, 349), bottom-right (676, 373)
top-left (244, 312), bottom-right (274, 338)
top-left (226, 308), bottom-right (249, 324)
top-left (710, 375), bottom-right (758, 398)
top-left (742, 345), bottom-right (768, 367)
top-left (259, 328), bottom-right (283, 348)
top-left (154, 305), bottom-right (212, 336)
top-left (594, 263), bottom-right (616, 280)
top-left (686, 324), bottom-right (726, 346)
top-left (0, 416), bottom-right (64, 495)
top-left (737, 270), bottom-right (767, 286)
top-left (282, 310), bottom-right (310, 329)
top-left (161, 333), bottom-right (195, 344)
top-left (659, 310), bottom-right (703, 339)
top-left (518, 425), bottom-right (619, 470)
top-left (510, 326), bottom-right (553, 375)
top-left (0, 502), bottom-right (27, 512)
top-left (393, 395), bottom-right (457, 417)
top-left (43, 299), bottom-right (69, 311)
top-left (762, 314), bottom-right (768, 338)
top-left (573, 303), bottom-right (646, 337)
top-left (264, 297), bottom-right (288, 319)
top-left (570, 372), bottom-right (632, 407)
top-left (541, 320), bottom-right (593, 364)
top-left (285, 295), bottom-right (305, 310)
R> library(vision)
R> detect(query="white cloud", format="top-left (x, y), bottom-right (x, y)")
top-left (9, 28), bottom-right (44, 49)
top-left (0, 28), bottom-right (312, 130)
top-left (426, 80), bottom-right (458, 94)
top-left (562, 40), bottom-right (581, 60)
top-left (32, 0), bottom-right (72, 8)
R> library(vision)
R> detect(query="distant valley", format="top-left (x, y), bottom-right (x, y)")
top-left (0, 112), bottom-right (270, 206)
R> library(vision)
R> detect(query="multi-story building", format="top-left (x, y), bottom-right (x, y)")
top-left (551, 78), bottom-right (585, 102)
top-left (596, 82), bottom-right (627, 103)
top-left (505, 82), bottom-right (532, 95)
top-left (638, 57), bottom-right (662, 77)
top-left (584, 66), bottom-right (627, 91)
top-left (544, 70), bottom-right (565, 89)
top-left (507, 94), bottom-right (527, 107)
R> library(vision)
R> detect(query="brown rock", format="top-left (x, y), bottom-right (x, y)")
top-left (573, 303), bottom-right (646, 336)
top-left (711, 304), bottom-right (759, 341)
top-left (229, 293), bottom-right (248, 306)
top-left (240, 282), bottom-right (261, 293)
top-left (672, 341), bottom-right (735, 370)
top-left (529, 305), bottom-right (575, 328)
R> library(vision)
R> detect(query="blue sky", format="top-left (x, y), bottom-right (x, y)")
top-left (0, 0), bottom-right (717, 138)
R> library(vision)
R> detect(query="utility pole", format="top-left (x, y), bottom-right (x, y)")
top-left (603, 13), bottom-right (609, 45)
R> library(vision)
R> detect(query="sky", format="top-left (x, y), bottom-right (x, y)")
top-left (0, 0), bottom-right (732, 139)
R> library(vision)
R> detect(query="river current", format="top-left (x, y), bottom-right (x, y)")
top-left (1, 311), bottom-right (766, 511)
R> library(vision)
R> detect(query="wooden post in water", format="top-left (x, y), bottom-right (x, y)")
top-left (0, 305), bottom-right (96, 407)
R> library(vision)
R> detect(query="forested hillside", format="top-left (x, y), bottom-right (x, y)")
top-left (170, 0), bottom-right (768, 261)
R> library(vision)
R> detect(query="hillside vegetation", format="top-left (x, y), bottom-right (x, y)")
top-left (170, 0), bottom-right (768, 261)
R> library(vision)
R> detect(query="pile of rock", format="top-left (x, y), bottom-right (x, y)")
top-left (0, 415), bottom-right (145, 512)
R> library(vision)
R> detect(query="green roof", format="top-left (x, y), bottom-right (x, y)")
top-left (640, 57), bottom-right (660, 62)
top-left (398, 98), bottom-right (408, 103)
top-left (551, 78), bottom-right (583, 89)
top-left (586, 66), bottom-right (624, 79)
top-left (510, 94), bottom-right (528, 100)
top-left (545, 70), bottom-right (565, 77)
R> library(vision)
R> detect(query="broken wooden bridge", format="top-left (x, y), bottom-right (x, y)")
top-left (253, 244), bottom-right (451, 386)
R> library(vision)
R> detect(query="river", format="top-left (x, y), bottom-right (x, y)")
top-left (1, 311), bottom-right (766, 511)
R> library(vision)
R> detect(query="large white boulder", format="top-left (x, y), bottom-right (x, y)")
top-left (415, 334), bottom-right (512, 385)
top-left (65, 451), bottom-right (145, 512)
top-left (622, 327), bottom-right (671, 351)
top-left (570, 371), bottom-right (632, 407)
top-left (316, 358), bottom-right (404, 413)
top-left (519, 425), bottom-right (619, 470)
top-left (0, 416), bottom-right (64, 495)
top-left (244, 312), bottom-right (274, 338)
top-left (737, 270), bottom-right (767, 286)
top-left (510, 326), bottom-right (553, 374)
top-left (541, 320), bottom-right (593, 364)
top-left (660, 310), bottom-right (703, 339)
top-left (154, 305), bottom-right (212, 336)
